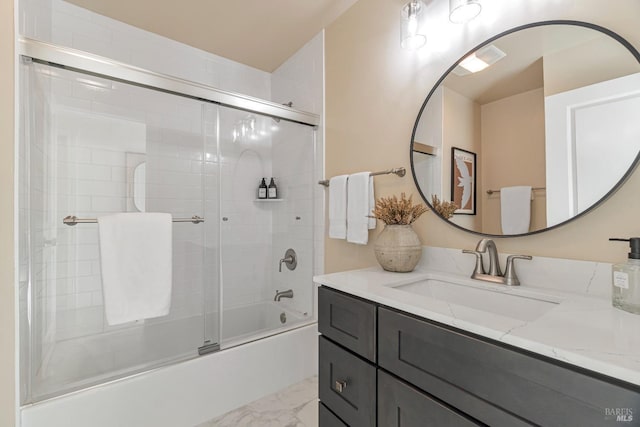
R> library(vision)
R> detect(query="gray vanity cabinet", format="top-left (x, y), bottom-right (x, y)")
top-left (318, 286), bottom-right (377, 426)
top-left (377, 370), bottom-right (479, 427)
top-left (318, 286), bottom-right (640, 427)
top-left (378, 308), bottom-right (640, 427)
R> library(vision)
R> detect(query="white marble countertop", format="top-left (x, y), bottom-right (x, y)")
top-left (314, 267), bottom-right (640, 387)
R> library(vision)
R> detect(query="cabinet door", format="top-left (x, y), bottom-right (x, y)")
top-left (319, 336), bottom-right (376, 426)
top-left (379, 307), bottom-right (640, 427)
top-left (320, 403), bottom-right (348, 427)
top-left (378, 370), bottom-right (480, 427)
top-left (318, 286), bottom-right (377, 362)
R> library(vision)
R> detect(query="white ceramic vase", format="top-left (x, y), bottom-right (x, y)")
top-left (373, 224), bottom-right (422, 273)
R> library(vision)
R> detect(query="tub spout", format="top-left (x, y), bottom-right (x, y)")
top-left (274, 289), bottom-right (294, 301)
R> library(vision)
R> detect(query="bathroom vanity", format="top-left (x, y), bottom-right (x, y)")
top-left (315, 266), bottom-right (640, 426)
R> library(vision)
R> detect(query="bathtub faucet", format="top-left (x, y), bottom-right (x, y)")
top-left (274, 289), bottom-right (294, 301)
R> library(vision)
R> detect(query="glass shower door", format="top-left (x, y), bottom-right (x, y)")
top-left (19, 61), bottom-right (219, 402)
top-left (216, 105), bottom-right (316, 346)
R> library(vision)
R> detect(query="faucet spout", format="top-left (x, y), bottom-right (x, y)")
top-left (475, 238), bottom-right (502, 276)
top-left (274, 289), bottom-right (294, 301)
top-left (463, 239), bottom-right (532, 286)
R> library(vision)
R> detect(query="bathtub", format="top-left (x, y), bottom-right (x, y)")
top-left (221, 301), bottom-right (310, 347)
top-left (21, 303), bottom-right (318, 427)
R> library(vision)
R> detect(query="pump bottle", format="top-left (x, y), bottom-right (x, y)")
top-left (609, 238), bottom-right (640, 314)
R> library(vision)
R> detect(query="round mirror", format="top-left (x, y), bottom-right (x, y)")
top-left (410, 21), bottom-right (640, 236)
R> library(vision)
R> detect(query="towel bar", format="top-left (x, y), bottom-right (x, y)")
top-left (486, 187), bottom-right (545, 195)
top-left (62, 215), bottom-right (204, 226)
top-left (318, 167), bottom-right (406, 187)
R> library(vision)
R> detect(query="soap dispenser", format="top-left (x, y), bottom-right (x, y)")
top-left (609, 238), bottom-right (640, 314)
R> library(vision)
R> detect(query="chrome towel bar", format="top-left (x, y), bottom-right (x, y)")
top-left (62, 215), bottom-right (204, 226)
top-left (486, 187), bottom-right (545, 195)
top-left (318, 167), bottom-right (406, 187)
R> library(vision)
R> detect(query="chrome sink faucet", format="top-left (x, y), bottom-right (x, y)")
top-left (462, 239), bottom-right (532, 286)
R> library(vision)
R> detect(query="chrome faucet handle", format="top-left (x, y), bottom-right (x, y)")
top-left (462, 249), bottom-right (486, 277)
top-left (278, 257), bottom-right (291, 273)
top-left (504, 255), bottom-right (532, 286)
top-left (279, 248), bottom-right (297, 273)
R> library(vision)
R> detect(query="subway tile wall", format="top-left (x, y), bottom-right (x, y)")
top-left (271, 32), bottom-right (326, 318)
top-left (19, 0), bottom-right (324, 398)
top-left (20, 0), bottom-right (272, 99)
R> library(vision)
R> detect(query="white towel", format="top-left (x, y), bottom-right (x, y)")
top-left (98, 213), bottom-right (173, 325)
top-left (368, 176), bottom-right (377, 230)
top-left (347, 172), bottom-right (373, 244)
top-left (500, 186), bottom-right (532, 235)
top-left (329, 175), bottom-right (348, 239)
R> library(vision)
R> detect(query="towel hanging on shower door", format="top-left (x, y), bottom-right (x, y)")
top-left (98, 212), bottom-right (173, 325)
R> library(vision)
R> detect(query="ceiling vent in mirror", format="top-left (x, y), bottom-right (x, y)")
top-left (452, 44), bottom-right (506, 76)
top-left (449, 0), bottom-right (482, 24)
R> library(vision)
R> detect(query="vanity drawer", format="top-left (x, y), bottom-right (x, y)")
top-left (319, 402), bottom-right (348, 427)
top-left (319, 336), bottom-right (376, 427)
top-left (378, 370), bottom-right (480, 427)
top-left (318, 286), bottom-right (377, 361)
top-left (378, 307), bottom-right (640, 427)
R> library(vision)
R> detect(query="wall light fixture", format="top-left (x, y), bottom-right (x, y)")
top-left (401, 0), bottom-right (427, 50)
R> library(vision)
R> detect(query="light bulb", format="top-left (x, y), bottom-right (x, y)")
top-left (401, 0), bottom-right (427, 50)
top-left (408, 14), bottom-right (418, 35)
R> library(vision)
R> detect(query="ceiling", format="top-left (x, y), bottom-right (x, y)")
top-left (65, 0), bottom-right (360, 72)
top-left (443, 25), bottom-right (607, 104)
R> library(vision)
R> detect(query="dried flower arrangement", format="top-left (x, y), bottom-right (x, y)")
top-left (371, 193), bottom-right (429, 225)
top-left (431, 195), bottom-right (458, 219)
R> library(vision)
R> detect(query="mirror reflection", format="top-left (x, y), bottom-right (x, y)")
top-left (411, 22), bottom-right (640, 236)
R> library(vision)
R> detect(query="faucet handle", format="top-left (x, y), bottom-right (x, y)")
top-left (504, 255), bottom-right (532, 286)
top-left (462, 249), bottom-right (486, 277)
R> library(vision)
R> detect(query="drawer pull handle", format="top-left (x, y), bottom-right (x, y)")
top-left (335, 380), bottom-right (347, 393)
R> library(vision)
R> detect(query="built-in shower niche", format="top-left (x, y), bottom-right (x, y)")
top-left (19, 60), bottom-right (317, 403)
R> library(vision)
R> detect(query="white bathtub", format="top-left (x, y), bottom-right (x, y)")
top-left (221, 301), bottom-right (309, 346)
top-left (21, 304), bottom-right (318, 427)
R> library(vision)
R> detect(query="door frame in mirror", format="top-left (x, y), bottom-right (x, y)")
top-left (410, 20), bottom-right (640, 237)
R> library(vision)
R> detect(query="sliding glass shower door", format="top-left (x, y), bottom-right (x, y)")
top-left (19, 61), bottom-right (220, 403)
top-left (216, 105), bottom-right (316, 345)
top-left (19, 50), bottom-right (318, 404)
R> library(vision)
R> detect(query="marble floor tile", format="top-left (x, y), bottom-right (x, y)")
top-left (196, 376), bottom-right (318, 427)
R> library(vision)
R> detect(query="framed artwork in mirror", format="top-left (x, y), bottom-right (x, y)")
top-left (451, 147), bottom-right (476, 215)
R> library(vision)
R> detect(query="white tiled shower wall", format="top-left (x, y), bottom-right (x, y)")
top-left (20, 0), bottom-right (272, 98)
top-left (271, 32), bottom-right (325, 316)
top-left (19, 0), bottom-right (324, 346)
top-left (28, 68), bottom-right (215, 344)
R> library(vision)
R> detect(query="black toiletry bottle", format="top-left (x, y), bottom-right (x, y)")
top-left (268, 178), bottom-right (278, 199)
top-left (258, 178), bottom-right (268, 199)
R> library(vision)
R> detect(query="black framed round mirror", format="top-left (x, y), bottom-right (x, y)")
top-left (410, 20), bottom-right (640, 237)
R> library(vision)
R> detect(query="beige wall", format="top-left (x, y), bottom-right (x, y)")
top-left (544, 33), bottom-right (640, 96)
top-left (0, 0), bottom-right (16, 424)
top-left (325, 0), bottom-right (640, 273)
top-left (480, 88), bottom-right (546, 234)
top-left (443, 87), bottom-right (481, 231)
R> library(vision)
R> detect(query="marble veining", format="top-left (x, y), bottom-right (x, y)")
top-left (197, 376), bottom-right (318, 427)
top-left (420, 246), bottom-right (612, 297)
top-left (314, 247), bottom-right (640, 386)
